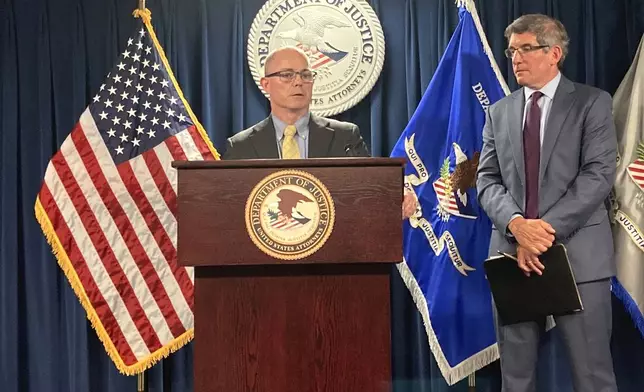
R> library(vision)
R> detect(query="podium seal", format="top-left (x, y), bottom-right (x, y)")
top-left (245, 170), bottom-right (335, 260)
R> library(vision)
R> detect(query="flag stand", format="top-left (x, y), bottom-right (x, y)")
top-left (137, 373), bottom-right (146, 392)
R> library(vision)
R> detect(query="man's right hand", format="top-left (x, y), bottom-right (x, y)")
top-left (508, 217), bottom-right (556, 255)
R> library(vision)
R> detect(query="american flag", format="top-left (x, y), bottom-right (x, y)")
top-left (627, 159), bottom-right (644, 191)
top-left (296, 43), bottom-right (335, 69)
top-left (269, 212), bottom-right (305, 230)
top-left (432, 178), bottom-right (460, 216)
top-left (35, 18), bottom-right (216, 374)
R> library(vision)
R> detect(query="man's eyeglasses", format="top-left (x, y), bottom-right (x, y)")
top-left (504, 44), bottom-right (550, 59)
top-left (264, 69), bottom-right (317, 83)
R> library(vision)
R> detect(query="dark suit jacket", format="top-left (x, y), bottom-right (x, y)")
top-left (476, 75), bottom-right (617, 283)
top-left (222, 114), bottom-right (370, 159)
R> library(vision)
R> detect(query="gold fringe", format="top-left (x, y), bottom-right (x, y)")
top-left (136, 7), bottom-right (220, 160)
top-left (121, 328), bottom-right (194, 375)
top-left (35, 195), bottom-right (195, 375)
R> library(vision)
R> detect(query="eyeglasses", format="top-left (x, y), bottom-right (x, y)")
top-left (264, 69), bottom-right (317, 83)
top-left (504, 44), bottom-right (550, 59)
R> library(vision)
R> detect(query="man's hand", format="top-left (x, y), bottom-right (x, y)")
top-left (516, 244), bottom-right (545, 277)
top-left (402, 190), bottom-right (417, 219)
top-left (508, 217), bottom-right (556, 254)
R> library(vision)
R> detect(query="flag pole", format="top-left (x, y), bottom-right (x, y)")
top-left (468, 373), bottom-right (476, 391)
top-left (136, 3), bottom-right (147, 392)
top-left (136, 0), bottom-right (148, 383)
top-left (137, 371), bottom-right (146, 392)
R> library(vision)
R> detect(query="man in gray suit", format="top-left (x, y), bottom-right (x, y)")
top-left (224, 46), bottom-right (416, 218)
top-left (476, 14), bottom-right (617, 392)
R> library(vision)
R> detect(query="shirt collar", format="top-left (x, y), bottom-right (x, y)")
top-left (524, 71), bottom-right (561, 102)
top-left (272, 112), bottom-right (311, 140)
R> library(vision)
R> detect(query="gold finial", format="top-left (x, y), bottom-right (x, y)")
top-left (133, 1), bottom-right (151, 23)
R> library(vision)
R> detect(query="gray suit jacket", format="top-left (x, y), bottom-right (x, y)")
top-left (222, 114), bottom-right (370, 159)
top-left (476, 76), bottom-right (617, 283)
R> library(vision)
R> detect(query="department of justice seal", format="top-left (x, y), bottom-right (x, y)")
top-left (247, 0), bottom-right (385, 116)
top-left (245, 170), bottom-right (335, 260)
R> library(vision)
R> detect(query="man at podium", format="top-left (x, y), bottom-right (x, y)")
top-left (222, 46), bottom-right (369, 160)
top-left (223, 46), bottom-right (416, 218)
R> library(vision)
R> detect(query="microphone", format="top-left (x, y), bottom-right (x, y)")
top-left (344, 143), bottom-right (356, 157)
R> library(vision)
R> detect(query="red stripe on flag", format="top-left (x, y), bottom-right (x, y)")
top-left (165, 136), bottom-right (188, 161)
top-left (186, 125), bottom-right (215, 160)
top-left (50, 146), bottom-right (163, 352)
top-left (629, 166), bottom-right (644, 174)
top-left (70, 126), bottom-right (186, 339)
top-left (119, 162), bottom-right (194, 310)
top-left (314, 57), bottom-right (332, 67)
top-left (141, 149), bottom-right (178, 217)
top-left (39, 183), bottom-right (138, 366)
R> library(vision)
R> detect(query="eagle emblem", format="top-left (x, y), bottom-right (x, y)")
top-left (433, 143), bottom-right (480, 221)
top-left (276, 12), bottom-right (350, 65)
top-left (267, 189), bottom-right (314, 230)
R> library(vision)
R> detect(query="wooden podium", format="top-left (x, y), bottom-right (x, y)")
top-left (174, 158), bottom-right (405, 392)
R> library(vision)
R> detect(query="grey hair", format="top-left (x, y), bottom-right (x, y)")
top-left (263, 46), bottom-right (311, 76)
top-left (505, 14), bottom-right (570, 68)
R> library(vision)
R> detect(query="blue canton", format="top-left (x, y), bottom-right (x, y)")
top-left (88, 27), bottom-right (193, 165)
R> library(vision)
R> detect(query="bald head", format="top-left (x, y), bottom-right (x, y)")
top-left (264, 46), bottom-right (310, 76)
top-left (259, 46), bottom-right (314, 124)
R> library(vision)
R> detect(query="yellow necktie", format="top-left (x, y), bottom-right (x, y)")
top-left (281, 125), bottom-right (301, 159)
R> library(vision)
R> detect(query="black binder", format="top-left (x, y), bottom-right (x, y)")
top-left (483, 243), bottom-right (583, 325)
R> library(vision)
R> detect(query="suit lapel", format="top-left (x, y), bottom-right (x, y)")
top-left (308, 114), bottom-right (334, 158)
top-left (539, 77), bottom-right (576, 186)
top-left (250, 117), bottom-right (280, 159)
top-left (507, 89), bottom-right (526, 188)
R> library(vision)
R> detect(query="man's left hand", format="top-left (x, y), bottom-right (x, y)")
top-left (402, 190), bottom-right (417, 219)
top-left (516, 244), bottom-right (545, 277)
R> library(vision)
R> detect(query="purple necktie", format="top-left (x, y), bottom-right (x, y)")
top-left (524, 91), bottom-right (543, 219)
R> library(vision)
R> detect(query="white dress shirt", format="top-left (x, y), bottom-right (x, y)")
top-left (522, 71), bottom-right (562, 148)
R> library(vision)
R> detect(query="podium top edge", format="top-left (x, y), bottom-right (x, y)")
top-left (172, 157), bottom-right (407, 169)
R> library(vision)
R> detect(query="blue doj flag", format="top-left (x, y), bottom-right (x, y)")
top-left (390, 2), bottom-right (509, 385)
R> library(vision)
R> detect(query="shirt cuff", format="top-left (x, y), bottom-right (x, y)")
top-left (506, 213), bottom-right (523, 238)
